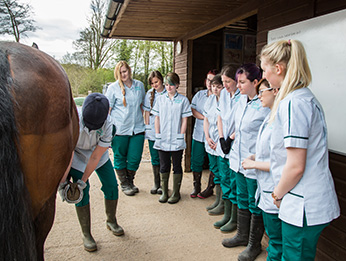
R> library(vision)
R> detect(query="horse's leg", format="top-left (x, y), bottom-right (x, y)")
top-left (34, 193), bottom-right (57, 261)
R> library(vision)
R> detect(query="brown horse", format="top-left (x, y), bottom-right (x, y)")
top-left (0, 41), bottom-right (79, 260)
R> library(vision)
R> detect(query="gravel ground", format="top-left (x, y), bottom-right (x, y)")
top-left (44, 141), bottom-right (267, 261)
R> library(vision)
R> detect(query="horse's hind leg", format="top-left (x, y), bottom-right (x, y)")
top-left (34, 193), bottom-right (57, 261)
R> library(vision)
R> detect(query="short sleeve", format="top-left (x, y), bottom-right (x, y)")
top-left (151, 96), bottom-right (160, 116)
top-left (182, 97), bottom-right (192, 118)
top-left (140, 82), bottom-right (146, 104)
top-left (191, 92), bottom-right (199, 109)
top-left (280, 98), bottom-right (311, 149)
top-left (98, 118), bottom-right (113, 148)
top-left (143, 91), bottom-right (151, 112)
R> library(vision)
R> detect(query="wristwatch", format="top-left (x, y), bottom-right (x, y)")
top-left (271, 192), bottom-right (282, 201)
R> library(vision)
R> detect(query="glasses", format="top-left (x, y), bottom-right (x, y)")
top-left (258, 87), bottom-right (273, 96)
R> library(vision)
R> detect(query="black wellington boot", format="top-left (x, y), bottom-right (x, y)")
top-left (75, 204), bottom-right (97, 252)
top-left (190, 172), bottom-right (202, 198)
top-left (238, 214), bottom-right (264, 261)
top-left (222, 208), bottom-right (251, 248)
top-left (197, 171), bottom-right (215, 199)
top-left (127, 169), bottom-right (139, 193)
top-left (116, 169), bottom-right (135, 196)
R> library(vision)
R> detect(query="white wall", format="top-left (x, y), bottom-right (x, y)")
top-left (268, 9), bottom-right (346, 155)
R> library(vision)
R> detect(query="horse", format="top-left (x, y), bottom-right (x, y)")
top-left (0, 41), bottom-right (79, 260)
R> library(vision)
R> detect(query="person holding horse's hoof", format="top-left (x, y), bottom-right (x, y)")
top-left (59, 93), bottom-right (124, 252)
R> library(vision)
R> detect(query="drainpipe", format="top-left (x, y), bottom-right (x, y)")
top-left (101, 0), bottom-right (124, 38)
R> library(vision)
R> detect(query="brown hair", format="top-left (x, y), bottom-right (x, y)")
top-left (255, 78), bottom-right (270, 95)
top-left (148, 70), bottom-right (164, 109)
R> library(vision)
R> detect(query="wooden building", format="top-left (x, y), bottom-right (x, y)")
top-left (102, 0), bottom-right (346, 259)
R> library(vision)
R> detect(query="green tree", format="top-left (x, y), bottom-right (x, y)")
top-left (0, 0), bottom-right (38, 42)
top-left (73, 0), bottom-right (117, 70)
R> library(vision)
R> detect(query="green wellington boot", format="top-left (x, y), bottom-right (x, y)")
top-left (116, 169), bottom-right (135, 196)
top-left (159, 172), bottom-right (170, 203)
top-left (168, 173), bottom-right (183, 204)
top-left (150, 165), bottom-right (162, 194)
top-left (208, 188), bottom-right (224, 215)
top-left (220, 203), bottom-right (238, 233)
top-left (238, 214), bottom-right (264, 261)
top-left (214, 199), bottom-right (231, 228)
top-left (222, 208), bottom-right (251, 248)
top-left (206, 184), bottom-right (221, 211)
top-left (105, 199), bottom-right (124, 236)
top-left (75, 204), bottom-right (97, 252)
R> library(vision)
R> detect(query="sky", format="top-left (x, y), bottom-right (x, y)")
top-left (1, 0), bottom-right (92, 60)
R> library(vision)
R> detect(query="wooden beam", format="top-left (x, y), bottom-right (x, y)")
top-left (181, 0), bottom-right (260, 40)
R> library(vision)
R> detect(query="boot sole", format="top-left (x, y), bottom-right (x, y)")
top-left (107, 225), bottom-right (125, 236)
top-left (84, 246), bottom-right (97, 252)
top-left (222, 240), bottom-right (248, 248)
top-left (208, 211), bottom-right (224, 216)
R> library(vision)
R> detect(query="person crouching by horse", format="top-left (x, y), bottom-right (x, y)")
top-left (59, 93), bottom-right (124, 252)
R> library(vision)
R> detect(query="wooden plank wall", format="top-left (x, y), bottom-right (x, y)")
top-left (174, 39), bottom-right (193, 171)
top-left (257, 0), bottom-right (346, 259)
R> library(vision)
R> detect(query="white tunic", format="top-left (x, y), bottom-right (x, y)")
top-left (217, 88), bottom-right (242, 158)
top-left (203, 95), bottom-right (221, 156)
top-left (71, 108), bottom-right (112, 173)
top-left (271, 87), bottom-right (340, 227)
top-left (143, 88), bottom-right (167, 141)
top-left (151, 92), bottom-right (192, 151)
top-left (229, 95), bottom-right (270, 179)
top-left (191, 89), bottom-right (209, 142)
top-left (105, 79), bottom-right (145, 135)
top-left (254, 115), bottom-right (278, 214)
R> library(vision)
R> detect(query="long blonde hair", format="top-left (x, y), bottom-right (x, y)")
top-left (260, 40), bottom-right (312, 123)
top-left (114, 60), bottom-right (132, 107)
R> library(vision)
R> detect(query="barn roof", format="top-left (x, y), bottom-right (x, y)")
top-left (102, 0), bottom-right (258, 41)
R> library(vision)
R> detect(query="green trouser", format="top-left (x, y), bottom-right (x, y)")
top-left (235, 171), bottom-right (261, 215)
top-left (282, 216), bottom-right (329, 261)
top-left (218, 156), bottom-right (232, 200)
top-left (191, 139), bottom-right (206, 172)
top-left (112, 133), bottom-right (145, 171)
top-left (207, 153), bottom-right (220, 185)
top-left (228, 168), bottom-right (237, 204)
top-left (262, 212), bottom-right (282, 261)
top-left (148, 140), bottom-right (160, 166)
top-left (69, 159), bottom-right (119, 207)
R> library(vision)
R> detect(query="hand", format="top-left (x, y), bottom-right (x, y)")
top-left (77, 179), bottom-right (87, 190)
top-left (58, 180), bottom-right (70, 202)
top-left (207, 137), bottom-right (216, 150)
top-left (274, 199), bottom-right (281, 208)
top-left (220, 136), bottom-right (232, 154)
top-left (242, 157), bottom-right (256, 170)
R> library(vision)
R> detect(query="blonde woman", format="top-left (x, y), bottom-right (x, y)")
top-left (260, 40), bottom-right (340, 260)
top-left (105, 61), bottom-right (145, 196)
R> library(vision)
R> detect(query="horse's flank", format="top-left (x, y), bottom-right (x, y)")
top-left (0, 41), bottom-right (79, 260)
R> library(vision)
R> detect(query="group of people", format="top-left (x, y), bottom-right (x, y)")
top-left (58, 39), bottom-right (340, 261)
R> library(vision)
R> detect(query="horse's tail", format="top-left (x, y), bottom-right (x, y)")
top-left (0, 50), bottom-right (37, 260)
